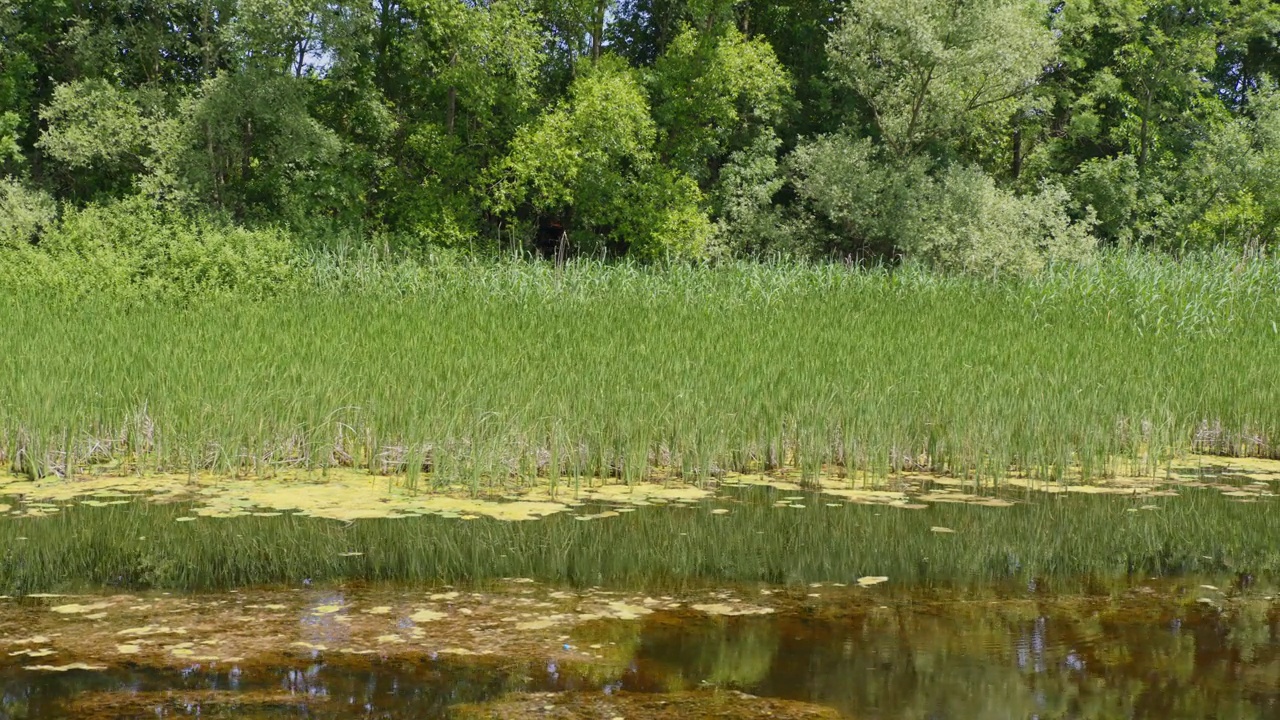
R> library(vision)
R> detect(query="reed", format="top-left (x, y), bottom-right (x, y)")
top-left (1, 250), bottom-right (1277, 487)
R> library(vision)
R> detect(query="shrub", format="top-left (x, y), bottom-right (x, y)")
top-left (910, 166), bottom-right (1097, 276)
top-left (0, 178), bottom-right (56, 249)
top-left (23, 197), bottom-right (301, 299)
top-left (786, 133), bottom-right (930, 256)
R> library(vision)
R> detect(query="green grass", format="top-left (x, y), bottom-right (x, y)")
top-left (1, 488), bottom-right (1275, 593)
top-left (1, 250), bottom-right (1277, 486)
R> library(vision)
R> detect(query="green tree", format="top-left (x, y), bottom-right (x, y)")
top-left (826, 0), bottom-right (1057, 159)
top-left (486, 58), bottom-right (711, 258)
top-left (648, 26), bottom-right (791, 183)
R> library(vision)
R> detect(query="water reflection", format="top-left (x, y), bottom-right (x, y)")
top-left (0, 587), bottom-right (1277, 718)
top-left (629, 596), bottom-right (1280, 719)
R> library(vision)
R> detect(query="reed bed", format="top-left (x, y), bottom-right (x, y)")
top-left (1, 251), bottom-right (1277, 486)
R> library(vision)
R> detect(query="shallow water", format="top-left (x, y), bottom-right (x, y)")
top-left (1, 461), bottom-right (1278, 717)
top-left (1, 579), bottom-right (1277, 719)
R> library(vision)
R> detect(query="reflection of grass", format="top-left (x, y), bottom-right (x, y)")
top-left (2, 254), bottom-right (1278, 488)
top-left (1, 487), bottom-right (1277, 592)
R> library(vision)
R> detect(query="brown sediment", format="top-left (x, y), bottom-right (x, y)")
top-left (0, 578), bottom-right (1271, 676)
top-left (0, 578), bottom-right (1276, 719)
top-left (0, 581), bottom-right (792, 674)
top-left (452, 689), bottom-right (844, 719)
top-left (63, 689), bottom-right (334, 718)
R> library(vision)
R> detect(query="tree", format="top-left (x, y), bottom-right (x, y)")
top-left (826, 0), bottom-right (1057, 159)
top-left (648, 26), bottom-right (791, 182)
top-left (486, 58), bottom-right (711, 258)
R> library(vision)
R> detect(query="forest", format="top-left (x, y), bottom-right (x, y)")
top-left (2, 0), bottom-right (1279, 287)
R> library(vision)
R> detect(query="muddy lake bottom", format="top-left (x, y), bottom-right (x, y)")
top-left (0, 576), bottom-right (1276, 719)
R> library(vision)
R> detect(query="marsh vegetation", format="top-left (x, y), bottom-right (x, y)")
top-left (4, 254), bottom-right (1278, 489)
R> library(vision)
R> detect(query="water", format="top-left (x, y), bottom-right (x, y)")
top-left (1, 580), bottom-right (1276, 719)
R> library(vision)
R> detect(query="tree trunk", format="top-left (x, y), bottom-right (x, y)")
top-left (591, 0), bottom-right (606, 63)
top-left (1011, 125), bottom-right (1022, 180)
top-left (1138, 87), bottom-right (1152, 172)
top-left (446, 53), bottom-right (458, 134)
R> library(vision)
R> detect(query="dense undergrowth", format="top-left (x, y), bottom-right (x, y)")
top-left (1, 251), bottom-right (1277, 486)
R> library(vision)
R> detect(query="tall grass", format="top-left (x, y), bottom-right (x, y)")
top-left (1, 250), bottom-right (1277, 485)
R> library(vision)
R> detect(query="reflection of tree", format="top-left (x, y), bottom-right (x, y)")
top-left (697, 619), bottom-right (779, 687)
top-left (674, 594), bottom-right (1280, 719)
top-left (568, 619), bottom-right (644, 686)
top-left (636, 616), bottom-right (780, 692)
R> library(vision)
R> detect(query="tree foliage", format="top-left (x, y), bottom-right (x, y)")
top-left (0, 0), bottom-right (1276, 272)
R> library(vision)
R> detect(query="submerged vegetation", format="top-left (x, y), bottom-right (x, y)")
top-left (1, 483), bottom-right (1278, 593)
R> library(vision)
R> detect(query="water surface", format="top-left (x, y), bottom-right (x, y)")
top-left (1, 578), bottom-right (1276, 718)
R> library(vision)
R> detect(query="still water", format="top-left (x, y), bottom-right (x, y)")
top-left (0, 579), bottom-right (1276, 719)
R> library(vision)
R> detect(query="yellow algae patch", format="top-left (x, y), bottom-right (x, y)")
top-left (118, 626), bottom-right (184, 637)
top-left (0, 473), bottom-right (188, 503)
top-left (930, 526), bottom-right (956, 534)
top-left (10, 635), bottom-right (52, 645)
top-left (190, 476), bottom-right (571, 522)
top-left (409, 609), bottom-right (447, 622)
top-left (722, 474), bottom-right (805, 492)
top-left (515, 619), bottom-right (557, 630)
top-left (581, 484), bottom-right (713, 505)
top-left (50, 602), bottom-right (112, 614)
top-left (0, 469), bottom-right (579, 523)
top-left (821, 488), bottom-right (909, 504)
top-left (311, 605), bottom-right (342, 615)
top-left (692, 603), bottom-right (775, 617)
top-left (857, 576), bottom-right (889, 587)
top-left (290, 642), bottom-right (327, 651)
top-left (710, 508), bottom-right (731, 515)
top-left (116, 645), bottom-right (140, 655)
top-left (9, 648), bottom-right (56, 657)
top-left (25, 663), bottom-right (105, 672)
top-left (574, 511), bottom-right (620, 521)
top-left (363, 606), bottom-right (392, 615)
top-left (602, 602), bottom-right (653, 620)
top-left (1181, 455), bottom-right (1280, 481)
top-left (375, 635), bottom-right (404, 644)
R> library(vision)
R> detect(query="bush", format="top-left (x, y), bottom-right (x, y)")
top-left (0, 178), bottom-right (56, 249)
top-left (1071, 154), bottom-right (1141, 244)
top-left (13, 197), bottom-right (301, 299)
top-left (786, 133), bottom-right (930, 256)
top-left (910, 167), bottom-right (1097, 276)
top-left (787, 135), bottom-right (1096, 273)
top-left (712, 130), bottom-right (793, 256)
